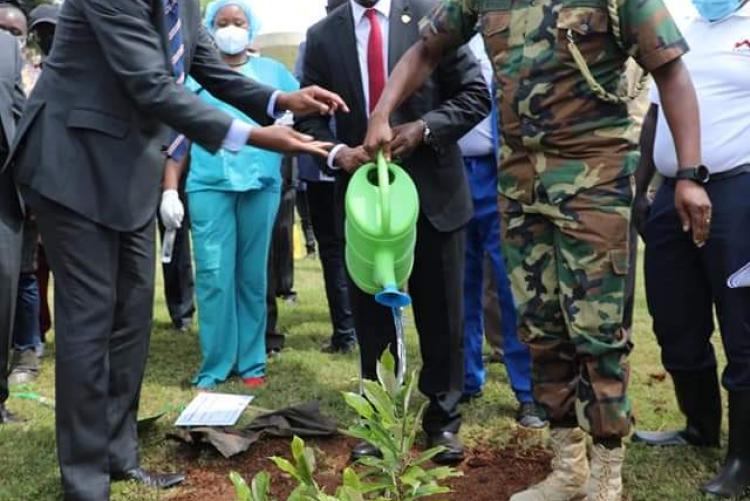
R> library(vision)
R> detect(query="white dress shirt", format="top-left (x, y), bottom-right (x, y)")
top-left (651, 3), bottom-right (750, 176)
top-left (328, 0), bottom-right (392, 169)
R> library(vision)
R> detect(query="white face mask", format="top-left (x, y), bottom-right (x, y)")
top-left (214, 25), bottom-right (249, 55)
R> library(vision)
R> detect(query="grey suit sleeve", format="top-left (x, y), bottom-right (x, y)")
top-left (293, 32), bottom-right (339, 175)
top-left (189, 25), bottom-right (275, 126)
top-left (421, 45), bottom-right (491, 146)
top-left (11, 40), bottom-right (24, 122)
top-left (80, 0), bottom-right (263, 152)
top-left (294, 32), bottom-right (336, 144)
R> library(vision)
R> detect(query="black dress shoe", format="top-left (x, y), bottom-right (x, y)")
top-left (112, 468), bottom-right (185, 489)
top-left (350, 441), bottom-right (382, 462)
top-left (701, 390), bottom-right (750, 498)
top-left (426, 431), bottom-right (464, 465)
top-left (0, 403), bottom-right (22, 424)
top-left (634, 369), bottom-right (722, 448)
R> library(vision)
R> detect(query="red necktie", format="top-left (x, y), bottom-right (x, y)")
top-left (365, 8), bottom-right (385, 114)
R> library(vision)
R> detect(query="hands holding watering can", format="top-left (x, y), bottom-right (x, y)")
top-left (339, 117), bottom-right (425, 172)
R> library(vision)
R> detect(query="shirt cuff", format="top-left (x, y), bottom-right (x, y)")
top-left (327, 144), bottom-right (346, 170)
top-left (268, 90), bottom-right (283, 119)
top-left (222, 119), bottom-right (253, 152)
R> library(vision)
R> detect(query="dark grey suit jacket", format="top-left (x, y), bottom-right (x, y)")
top-left (295, 0), bottom-right (490, 232)
top-left (10, 0), bottom-right (276, 231)
top-left (0, 30), bottom-right (25, 221)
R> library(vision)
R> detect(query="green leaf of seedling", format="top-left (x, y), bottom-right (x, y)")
top-left (412, 446), bottom-right (447, 466)
top-left (270, 456), bottom-right (302, 482)
top-left (291, 435), bottom-right (305, 462)
top-left (412, 484), bottom-right (451, 498)
top-left (376, 349), bottom-right (398, 398)
top-left (229, 471), bottom-right (252, 501)
top-left (300, 446), bottom-right (317, 486)
top-left (342, 392), bottom-right (375, 420)
top-left (250, 471), bottom-right (272, 501)
top-left (363, 380), bottom-right (397, 426)
top-left (399, 370), bottom-right (419, 417)
top-left (400, 465), bottom-right (427, 488)
top-left (335, 486), bottom-right (366, 501)
top-left (342, 467), bottom-right (362, 490)
top-left (424, 466), bottom-right (462, 481)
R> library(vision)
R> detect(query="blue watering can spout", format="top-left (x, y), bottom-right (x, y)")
top-left (375, 285), bottom-right (411, 308)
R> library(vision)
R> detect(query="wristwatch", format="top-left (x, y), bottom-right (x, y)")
top-left (421, 120), bottom-right (435, 148)
top-left (675, 165), bottom-right (710, 184)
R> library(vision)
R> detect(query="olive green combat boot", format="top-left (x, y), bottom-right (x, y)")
top-left (510, 427), bottom-right (589, 501)
top-left (587, 443), bottom-right (625, 501)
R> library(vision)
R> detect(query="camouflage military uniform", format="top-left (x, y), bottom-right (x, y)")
top-left (421, 0), bottom-right (687, 438)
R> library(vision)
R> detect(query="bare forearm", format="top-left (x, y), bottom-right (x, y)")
top-left (162, 156), bottom-right (187, 191)
top-left (652, 59), bottom-right (701, 169)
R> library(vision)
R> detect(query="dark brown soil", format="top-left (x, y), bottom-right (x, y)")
top-left (170, 435), bottom-right (552, 501)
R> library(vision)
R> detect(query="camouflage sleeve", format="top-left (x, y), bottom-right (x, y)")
top-left (619, 0), bottom-right (689, 72)
top-left (418, 0), bottom-right (479, 47)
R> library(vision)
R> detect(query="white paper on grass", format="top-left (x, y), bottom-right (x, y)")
top-left (175, 393), bottom-right (254, 427)
top-left (727, 261), bottom-right (750, 288)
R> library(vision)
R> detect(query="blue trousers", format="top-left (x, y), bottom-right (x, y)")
top-left (13, 273), bottom-right (41, 352)
top-left (645, 174), bottom-right (750, 391)
top-left (189, 188), bottom-right (280, 388)
top-left (463, 155), bottom-right (533, 403)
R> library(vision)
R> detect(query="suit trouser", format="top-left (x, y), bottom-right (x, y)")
top-left (351, 212), bottom-right (466, 434)
top-left (501, 176), bottom-right (633, 439)
top-left (463, 156), bottom-right (532, 403)
top-left (306, 181), bottom-right (355, 346)
top-left (645, 174), bottom-right (750, 391)
top-left (272, 182), bottom-right (295, 297)
top-left (189, 188), bottom-right (280, 387)
top-left (27, 190), bottom-right (154, 501)
top-left (0, 172), bottom-right (22, 405)
top-left (295, 184), bottom-right (316, 254)
top-left (157, 213), bottom-right (195, 329)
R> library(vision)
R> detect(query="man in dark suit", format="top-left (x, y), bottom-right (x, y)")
top-left (0, 29), bottom-right (24, 425)
top-left (7, 0), bottom-right (346, 499)
top-left (296, 0), bottom-right (490, 464)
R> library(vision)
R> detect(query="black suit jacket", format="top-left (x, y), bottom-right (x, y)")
top-left (0, 30), bottom-right (25, 220)
top-left (9, 0), bottom-right (276, 231)
top-left (295, 0), bottom-right (490, 232)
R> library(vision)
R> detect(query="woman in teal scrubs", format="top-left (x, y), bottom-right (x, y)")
top-left (182, 0), bottom-right (298, 389)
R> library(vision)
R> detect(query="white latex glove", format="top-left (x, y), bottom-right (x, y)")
top-left (159, 189), bottom-right (184, 230)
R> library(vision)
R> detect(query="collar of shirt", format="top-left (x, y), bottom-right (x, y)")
top-left (350, 0), bottom-right (392, 25)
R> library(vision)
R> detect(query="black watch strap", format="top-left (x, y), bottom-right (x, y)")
top-left (675, 165), bottom-right (710, 184)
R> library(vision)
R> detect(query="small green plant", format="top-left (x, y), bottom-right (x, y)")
top-left (231, 350), bottom-right (461, 501)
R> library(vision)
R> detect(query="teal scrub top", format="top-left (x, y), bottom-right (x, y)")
top-left (185, 56), bottom-right (300, 193)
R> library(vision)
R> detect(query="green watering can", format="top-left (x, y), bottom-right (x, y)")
top-left (345, 151), bottom-right (419, 308)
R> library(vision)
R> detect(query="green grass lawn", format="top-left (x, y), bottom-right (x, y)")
top-left (0, 252), bottom-right (744, 500)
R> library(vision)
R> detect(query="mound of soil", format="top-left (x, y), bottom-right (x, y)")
top-left (170, 435), bottom-right (551, 500)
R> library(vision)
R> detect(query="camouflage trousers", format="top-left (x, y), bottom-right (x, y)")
top-left (500, 175), bottom-right (634, 439)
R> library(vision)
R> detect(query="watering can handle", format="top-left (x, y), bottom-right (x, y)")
top-left (377, 151), bottom-right (390, 234)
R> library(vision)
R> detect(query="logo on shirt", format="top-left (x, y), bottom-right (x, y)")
top-left (733, 39), bottom-right (750, 54)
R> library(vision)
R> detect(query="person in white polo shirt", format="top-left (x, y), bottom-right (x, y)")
top-left (633, 0), bottom-right (750, 497)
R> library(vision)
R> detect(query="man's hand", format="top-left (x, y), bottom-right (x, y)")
top-left (334, 146), bottom-right (370, 173)
top-left (364, 112), bottom-right (393, 160)
top-left (276, 86), bottom-right (350, 116)
top-left (674, 179), bottom-right (712, 247)
top-left (251, 125), bottom-right (334, 158)
top-left (160, 189), bottom-right (184, 230)
top-left (633, 193), bottom-right (651, 239)
top-left (391, 120), bottom-right (425, 159)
